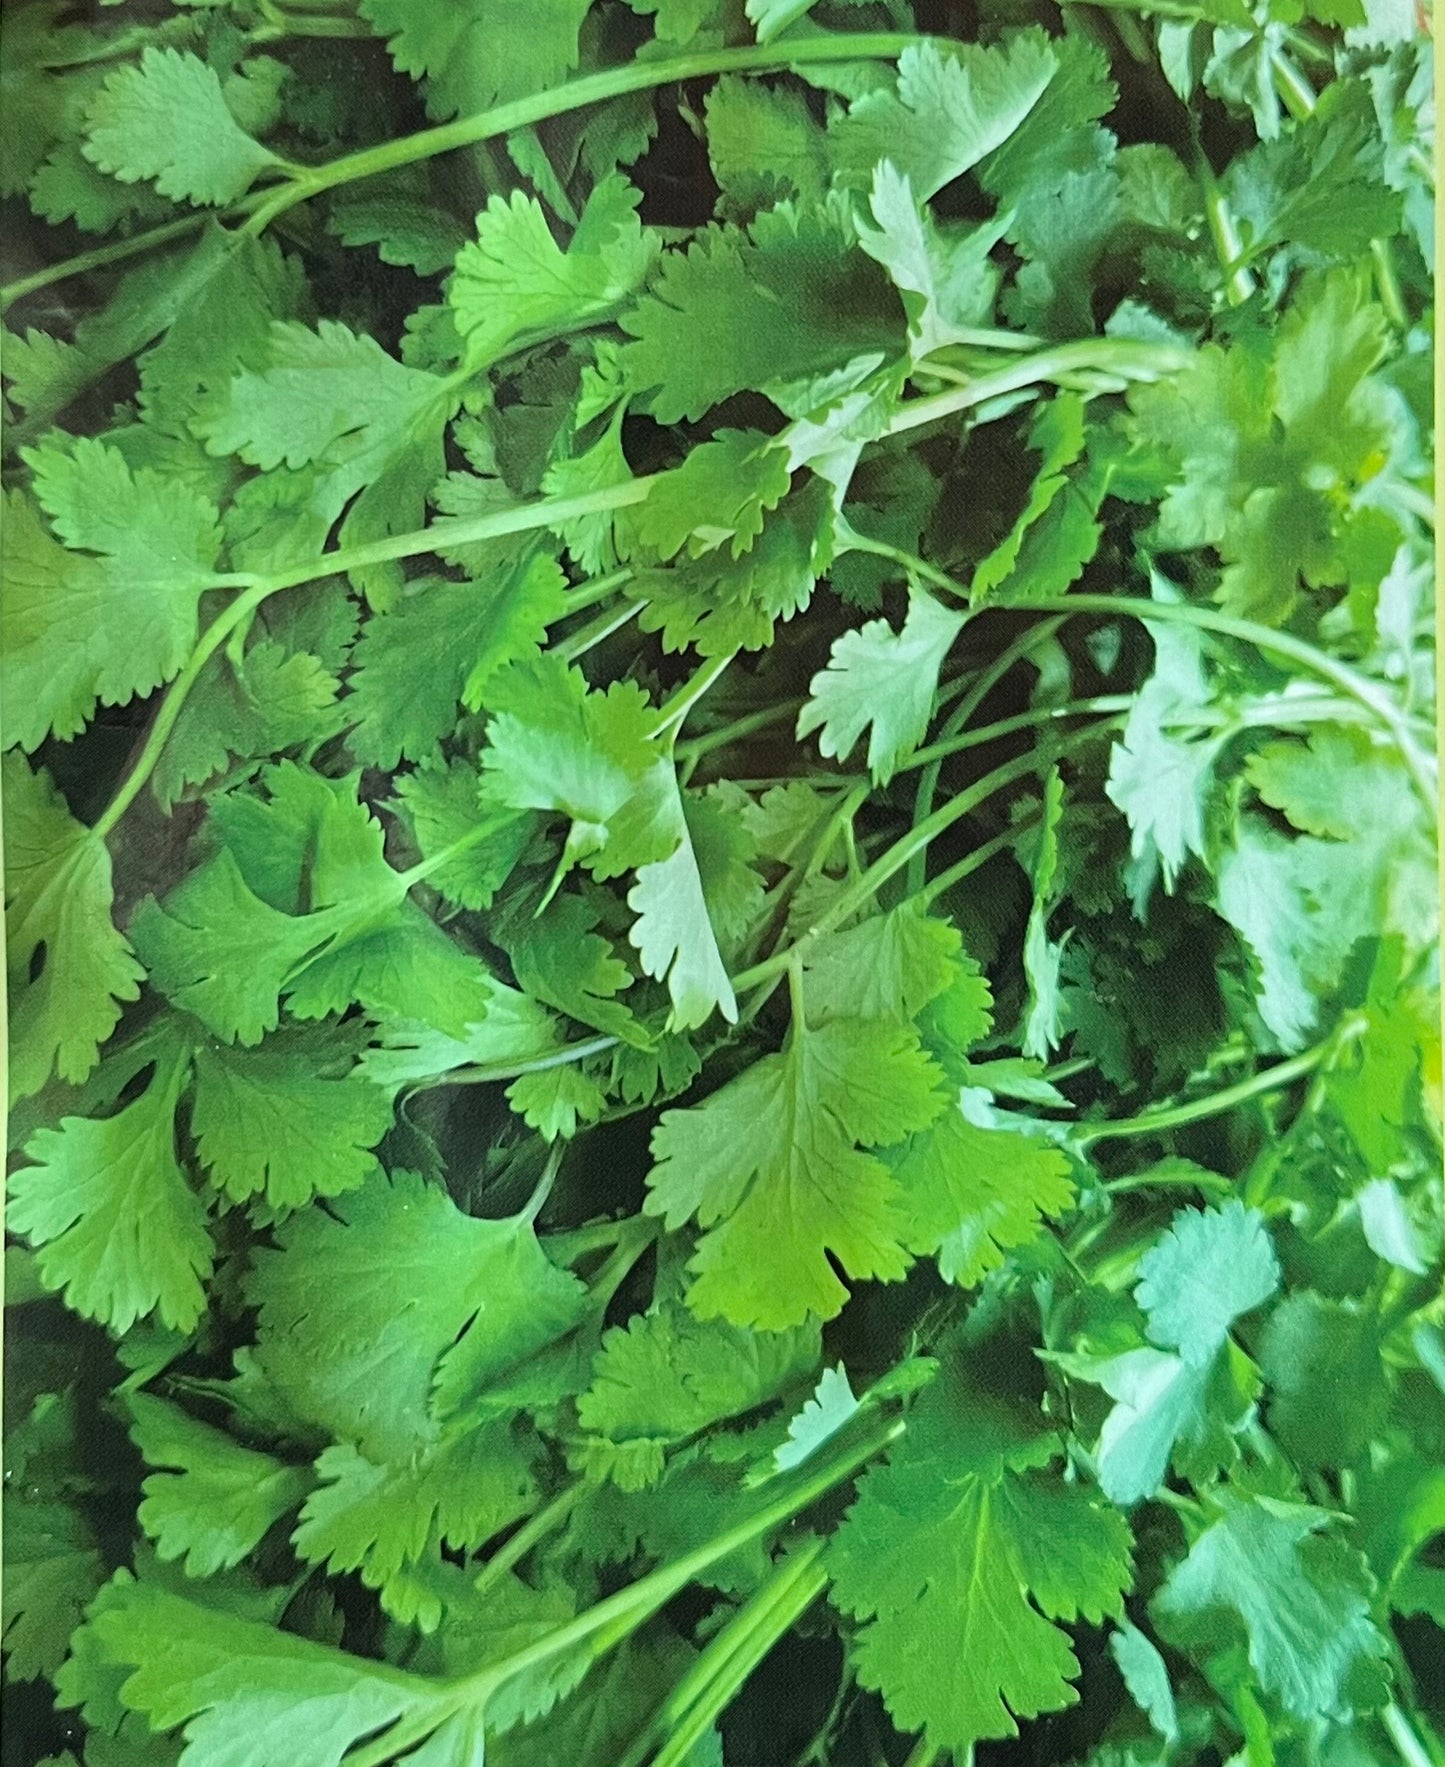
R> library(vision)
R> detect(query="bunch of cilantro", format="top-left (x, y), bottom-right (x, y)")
top-left (1, 0), bottom-right (1439, 1763)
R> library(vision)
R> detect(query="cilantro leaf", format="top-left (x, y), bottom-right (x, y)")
top-left (128, 1395), bottom-right (313, 1578)
top-left (831, 36), bottom-right (1058, 200)
top-left (797, 587), bottom-right (964, 785)
top-left (575, 1303), bottom-right (818, 1488)
top-left (648, 1016), bottom-right (943, 1327)
top-left (190, 1030), bottom-right (394, 1211)
top-left (829, 1358), bottom-right (1133, 1753)
top-left (360, 0), bottom-right (594, 120)
top-left (1153, 1492), bottom-right (1392, 1721)
top-left (4, 754), bottom-right (143, 1100)
top-left (9, 1045), bottom-right (213, 1335)
top-left (82, 48), bottom-right (281, 206)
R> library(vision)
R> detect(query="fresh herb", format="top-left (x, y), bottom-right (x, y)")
top-left (2, 2), bottom-right (1439, 1765)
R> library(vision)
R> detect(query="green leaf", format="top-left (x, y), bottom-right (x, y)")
top-left (4, 437), bottom-right (222, 748)
top-left (292, 1432), bottom-right (535, 1629)
top-left (190, 1030), bottom-right (394, 1211)
top-left (4, 754), bottom-right (143, 1100)
top-left (802, 903), bottom-right (967, 1026)
top-left (831, 35), bottom-right (1058, 200)
top-left (2, 1501), bottom-right (104, 1683)
top-left (773, 1365), bottom-right (861, 1473)
top-left (249, 1168), bottom-right (585, 1460)
top-left (128, 1395), bottom-right (312, 1578)
top-left (451, 178), bottom-right (654, 370)
top-left (1259, 1293), bottom-right (1389, 1468)
top-left (360, 0), bottom-right (595, 120)
top-left (633, 430), bottom-right (792, 563)
top-left (648, 1016), bottom-right (943, 1327)
top-left (347, 556), bottom-right (568, 765)
top-left (829, 1357), bottom-right (1133, 1753)
top-left (82, 48), bottom-right (281, 206)
top-left (797, 587), bottom-right (964, 785)
top-left (9, 1045), bottom-right (213, 1335)
top-left (1135, 1201), bottom-right (1280, 1362)
top-left (1110, 1621), bottom-right (1179, 1743)
top-left (619, 200), bottom-right (901, 424)
top-left (576, 1303), bottom-right (818, 1488)
top-left (892, 1088), bottom-right (1076, 1287)
top-left (1153, 1493), bottom-right (1392, 1721)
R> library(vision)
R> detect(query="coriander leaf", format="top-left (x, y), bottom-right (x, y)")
top-left (2, 1502), bottom-right (104, 1684)
top-left (1260, 1292), bottom-right (1389, 1468)
top-left (1110, 1621), bottom-right (1179, 1743)
top-left (829, 1359), bottom-right (1132, 1753)
top-left (4, 754), bottom-right (142, 1100)
top-left (856, 162), bottom-right (1004, 359)
top-left (63, 1574), bottom-right (476, 1767)
top-left (507, 1064), bottom-right (608, 1140)
top-left (892, 1088), bottom-right (1075, 1286)
top-left (391, 763), bottom-right (534, 912)
top-left (190, 1031), bottom-right (393, 1211)
top-left (346, 555), bottom-right (568, 765)
top-left (648, 1017), bottom-right (943, 1327)
top-left (633, 430), bottom-right (791, 563)
top-left (128, 1395), bottom-right (312, 1578)
top-left (801, 903), bottom-right (966, 1026)
top-left (774, 1366), bottom-right (861, 1474)
top-left (250, 1168), bottom-right (585, 1460)
top-left (292, 1431), bottom-right (535, 1630)
top-left (480, 657), bottom-right (661, 870)
top-left (618, 199), bottom-right (901, 424)
top-left (9, 1046), bottom-right (213, 1335)
top-left (831, 35), bottom-right (1058, 200)
top-left (131, 850), bottom-right (334, 1046)
top-left (4, 438), bottom-right (222, 747)
top-left (575, 1303), bottom-right (818, 1488)
top-left (797, 587), bottom-right (964, 785)
top-left (1135, 1201), bottom-right (1279, 1363)
top-left (705, 76), bottom-right (831, 213)
top-left (360, 0), bottom-right (593, 120)
top-left (1153, 1493), bottom-right (1392, 1721)
top-left (451, 178), bottom-right (654, 371)
top-left (359, 984), bottom-right (562, 1089)
top-left (1022, 768), bottom-right (1067, 1060)
top-left (196, 320), bottom-right (460, 604)
top-left (505, 895), bottom-right (650, 1046)
top-left (82, 48), bottom-right (281, 206)
top-left (973, 395), bottom-right (1089, 600)
top-left (1105, 616), bottom-right (1224, 901)
top-left (624, 766), bottom-right (739, 1030)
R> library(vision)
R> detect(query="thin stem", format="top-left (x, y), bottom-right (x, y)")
top-left (899, 696), bottom-right (1131, 772)
top-left (1074, 1026), bottom-right (1356, 1147)
top-left (915, 815), bottom-right (1040, 909)
top-left (473, 1484), bottom-right (585, 1599)
top-left (650, 653), bottom-right (735, 743)
top-left (902, 1739), bottom-right (944, 1767)
top-left (734, 732), bottom-right (1101, 993)
top-left (1383, 1704), bottom-right (1442, 1767)
top-left (1197, 150), bottom-right (1256, 306)
top-left (554, 598), bottom-right (647, 664)
top-left (1, 214), bottom-right (216, 312)
top-left (676, 699), bottom-right (801, 765)
top-left (449, 1413), bottom-right (905, 1699)
top-left (647, 1542), bottom-right (830, 1767)
top-left (411, 1035), bottom-right (619, 1091)
top-left (883, 340), bottom-right (1189, 439)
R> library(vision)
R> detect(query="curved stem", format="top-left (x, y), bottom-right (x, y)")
top-left (1074, 1023), bottom-right (1357, 1148)
top-left (411, 1035), bottom-right (619, 1091)
top-left (1, 213), bottom-right (215, 311)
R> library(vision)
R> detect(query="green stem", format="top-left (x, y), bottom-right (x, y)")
top-left (899, 696), bottom-right (1131, 772)
top-left (1, 213), bottom-right (219, 312)
top-left (409, 1035), bottom-right (619, 1091)
top-left (733, 731), bottom-right (1102, 993)
top-left (473, 1484), bottom-right (585, 1599)
top-left (1074, 1026), bottom-right (1355, 1148)
top-left (1197, 152), bottom-right (1256, 307)
top-left (884, 340), bottom-right (1189, 438)
top-left (1269, 48), bottom-right (1318, 122)
top-left (676, 699), bottom-right (801, 765)
top-left (244, 34), bottom-right (934, 236)
top-left (1383, 1704), bottom-right (1441, 1767)
top-left (650, 653), bottom-right (735, 743)
top-left (904, 617), bottom-right (1068, 893)
top-left (450, 1413), bottom-right (905, 1700)
top-left (914, 815), bottom-right (1040, 909)
top-left (554, 598), bottom-right (648, 663)
top-left (645, 1541), bottom-right (831, 1767)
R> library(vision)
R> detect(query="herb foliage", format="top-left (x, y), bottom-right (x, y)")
top-left (1, 2), bottom-right (1440, 1765)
